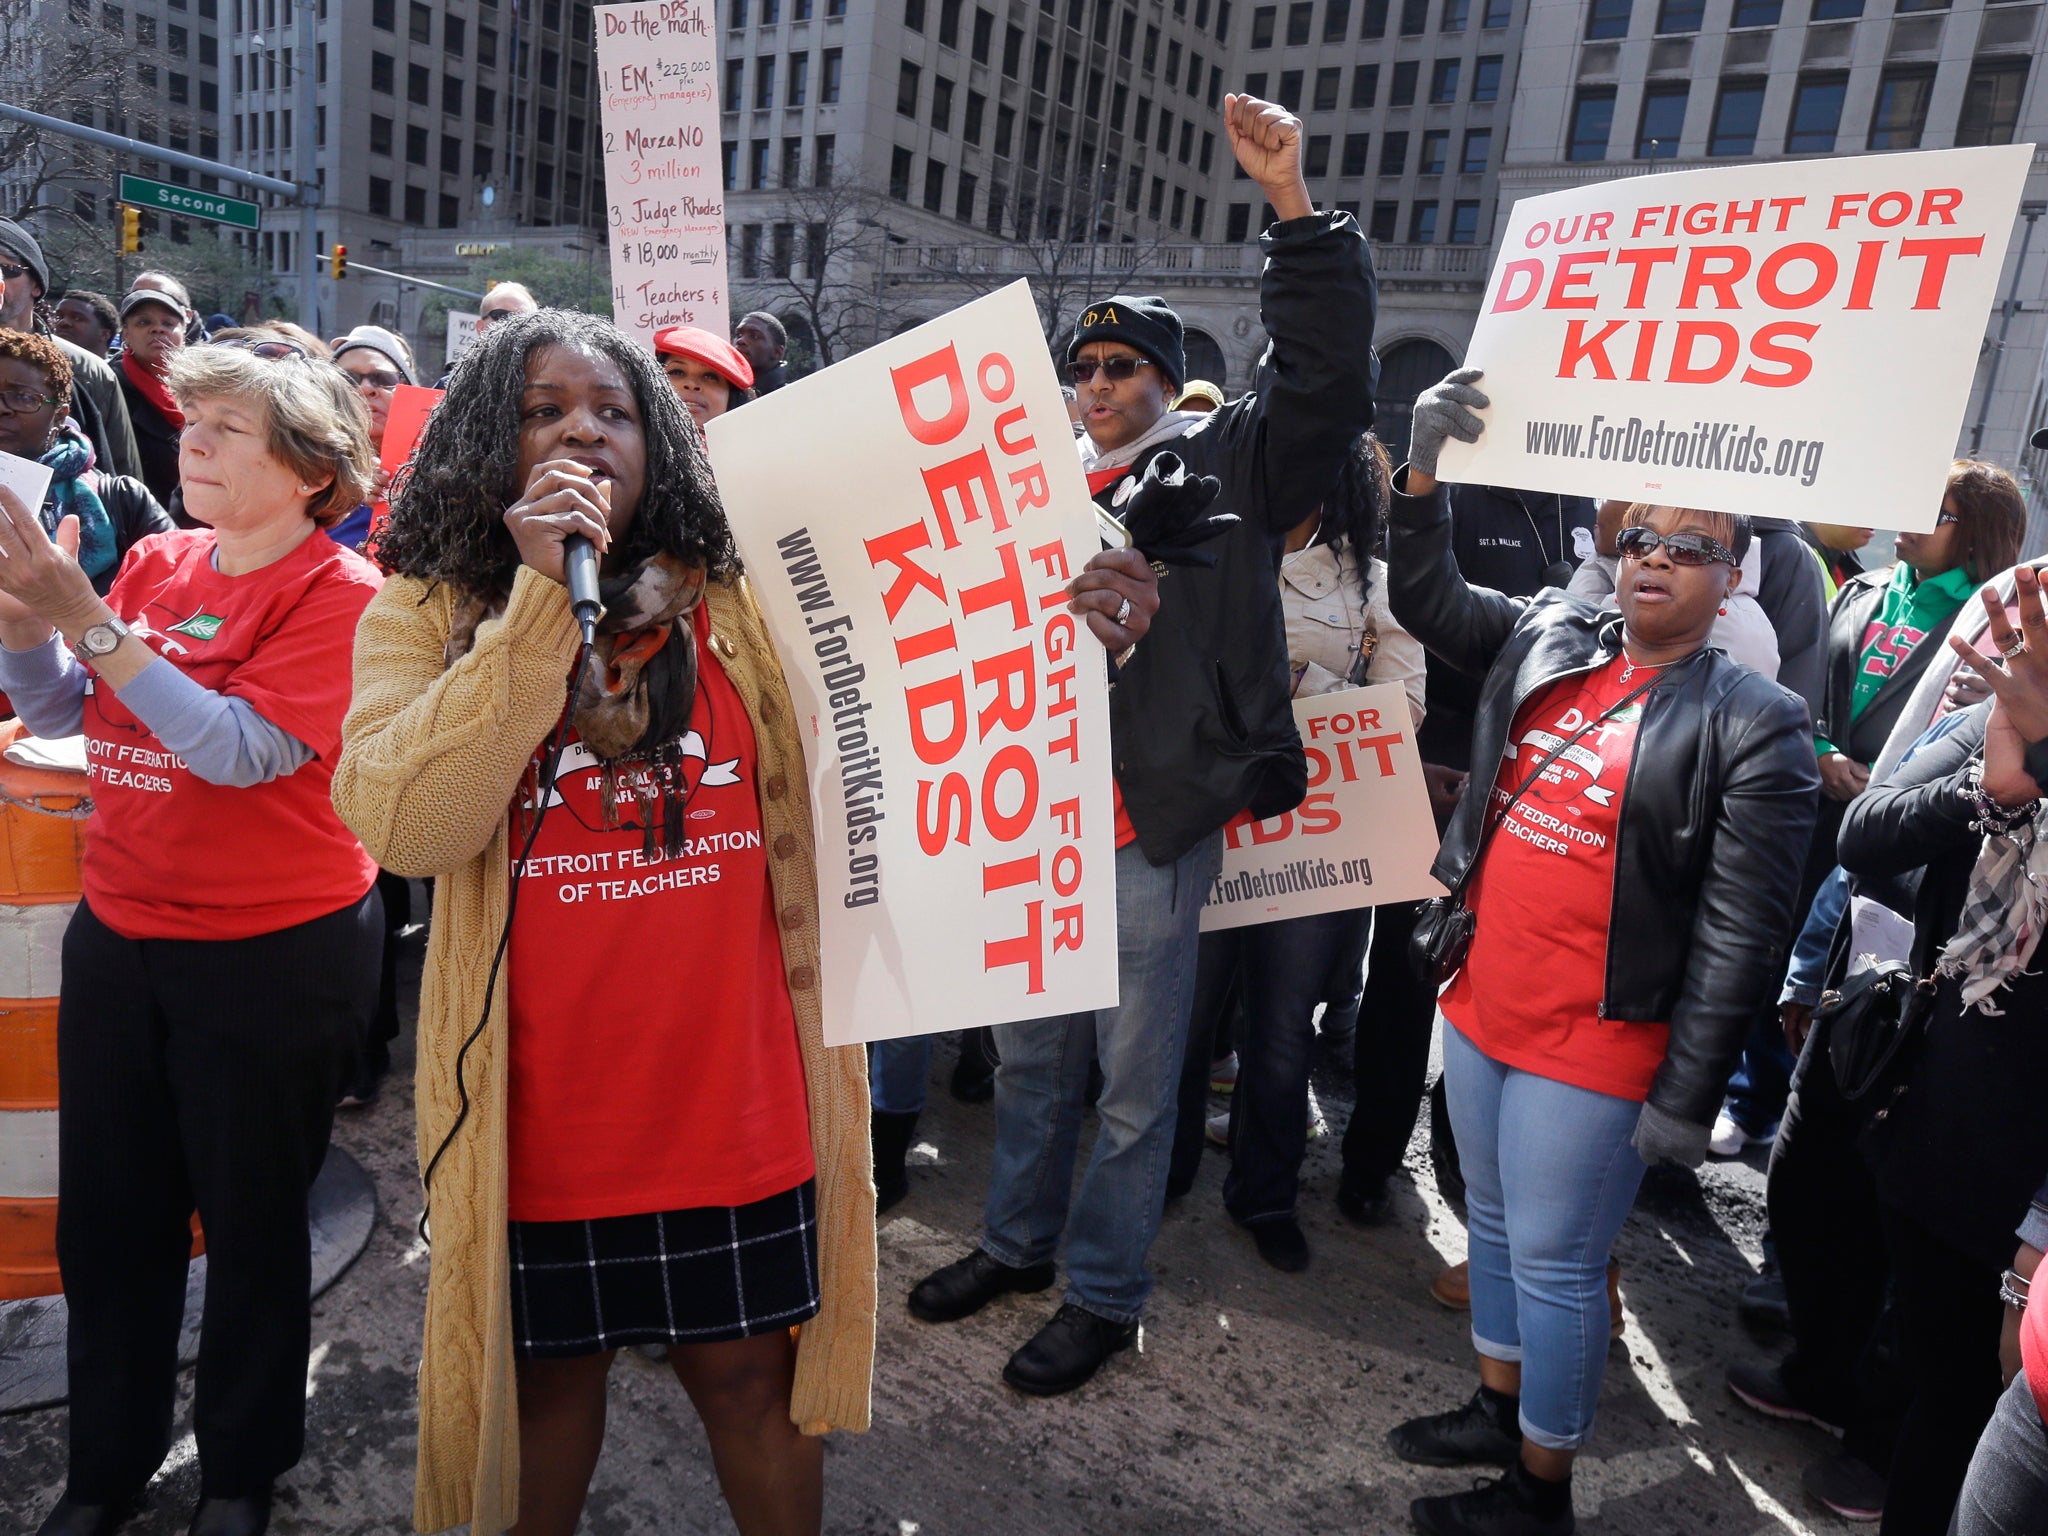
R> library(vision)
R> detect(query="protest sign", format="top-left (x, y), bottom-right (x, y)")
top-left (380, 385), bottom-right (444, 481)
top-left (593, 0), bottom-right (727, 349)
top-left (706, 283), bottom-right (1119, 1046)
top-left (1434, 145), bottom-right (2034, 532)
top-left (1200, 683), bottom-right (1445, 931)
top-left (444, 310), bottom-right (480, 369)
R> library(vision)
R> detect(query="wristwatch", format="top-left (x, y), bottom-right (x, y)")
top-left (74, 616), bottom-right (131, 659)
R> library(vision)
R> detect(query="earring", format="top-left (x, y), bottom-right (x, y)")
top-left (1718, 605), bottom-right (1728, 616)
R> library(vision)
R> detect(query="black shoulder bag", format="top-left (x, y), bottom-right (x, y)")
top-left (1409, 668), bottom-right (1663, 986)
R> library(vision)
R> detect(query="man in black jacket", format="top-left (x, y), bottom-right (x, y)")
top-left (907, 92), bottom-right (1377, 1395)
top-left (0, 220), bottom-right (143, 485)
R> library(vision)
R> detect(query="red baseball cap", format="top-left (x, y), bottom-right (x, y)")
top-left (652, 326), bottom-right (755, 390)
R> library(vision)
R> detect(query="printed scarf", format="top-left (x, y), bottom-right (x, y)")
top-left (1937, 804), bottom-right (2048, 1014)
top-left (40, 425), bottom-right (118, 580)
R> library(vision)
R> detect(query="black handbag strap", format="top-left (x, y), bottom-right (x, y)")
top-left (1444, 665), bottom-right (1666, 904)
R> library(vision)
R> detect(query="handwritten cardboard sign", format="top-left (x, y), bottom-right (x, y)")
top-left (1201, 683), bottom-right (1446, 931)
top-left (1435, 145), bottom-right (2033, 532)
top-left (594, 0), bottom-right (728, 348)
top-left (707, 284), bottom-right (1119, 1045)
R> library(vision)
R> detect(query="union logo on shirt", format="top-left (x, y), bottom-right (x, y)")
top-left (1858, 621), bottom-right (1927, 680)
top-left (528, 731), bottom-right (742, 817)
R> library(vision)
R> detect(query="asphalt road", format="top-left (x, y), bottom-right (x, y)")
top-left (3, 932), bottom-right (1857, 1535)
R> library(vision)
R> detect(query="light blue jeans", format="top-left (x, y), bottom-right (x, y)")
top-left (870, 1037), bottom-right (932, 1115)
top-left (1443, 1018), bottom-right (1648, 1450)
top-left (980, 831), bottom-right (1223, 1324)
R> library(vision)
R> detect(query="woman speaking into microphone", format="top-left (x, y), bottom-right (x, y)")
top-left (334, 309), bottom-right (1156, 1536)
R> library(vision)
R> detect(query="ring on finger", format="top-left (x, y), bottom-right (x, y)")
top-left (1114, 596), bottom-right (1132, 625)
top-left (2000, 633), bottom-right (2030, 660)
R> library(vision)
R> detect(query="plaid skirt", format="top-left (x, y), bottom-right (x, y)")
top-left (508, 1180), bottom-right (820, 1359)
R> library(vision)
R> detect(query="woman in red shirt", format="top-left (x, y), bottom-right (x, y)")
top-left (1380, 372), bottom-right (1819, 1536)
top-left (0, 345), bottom-right (384, 1536)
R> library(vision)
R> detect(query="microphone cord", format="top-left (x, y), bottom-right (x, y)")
top-left (417, 634), bottom-right (592, 1244)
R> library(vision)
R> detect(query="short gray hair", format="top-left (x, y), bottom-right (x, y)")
top-left (167, 347), bottom-right (377, 528)
top-left (739, 310), bottom-right (787, 347)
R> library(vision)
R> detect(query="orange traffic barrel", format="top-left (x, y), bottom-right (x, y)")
top-left (0, 720), bottom-right (91, 1300)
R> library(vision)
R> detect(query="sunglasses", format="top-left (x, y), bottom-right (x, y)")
top-left (479, 307), bottom-right (521, 326)
top-left (1616, 525), bottom-right (1737, 567)
top-left (0, 262), bottom-right (31, 283)
top-left (219, 338), bottom-right (311, 360)
top-left (1935, 511), bottom-right (1959, 526)
top-left (345, 368), bottom-right (404, 391)
top-left (0, 386), bottom-right (60, 414)
top-left (1066, 356), bottom-right (1154, 385)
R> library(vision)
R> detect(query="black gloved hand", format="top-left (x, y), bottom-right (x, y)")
top-left (1112, 452), bottom-right (1236, 568)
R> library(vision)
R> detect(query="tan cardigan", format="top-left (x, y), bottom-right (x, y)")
top-left (333, 567), bottom-right (876, 1536)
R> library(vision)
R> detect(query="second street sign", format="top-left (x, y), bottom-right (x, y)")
top-left (118, 174), bottom-right (262, 231)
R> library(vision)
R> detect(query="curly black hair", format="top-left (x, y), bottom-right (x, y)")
top-left (1323, 432), bottom-right (1394, 606)
top-left (377, 309), bottom-right (738, 604)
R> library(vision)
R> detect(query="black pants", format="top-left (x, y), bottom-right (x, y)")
top-left (1877, 1202), bottom-right (2008, 1536)
top-left (57, 892), bottom-right (379, 1501)
top-left (1167, 929), bottom-right (1245, 1201)
top-left (1339, 899), bottom-right (1437, 1196)
top-left (369, 869), bottom-right (412, 1063)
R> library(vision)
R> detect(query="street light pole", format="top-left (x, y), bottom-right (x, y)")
top-left (295, 0), bottom-right (320, 331)
top-left (1971, 201), bottom-right (2048, 455)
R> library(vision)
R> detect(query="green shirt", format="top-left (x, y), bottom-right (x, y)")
top-left (1815, 562), bottom-right (1976, 759)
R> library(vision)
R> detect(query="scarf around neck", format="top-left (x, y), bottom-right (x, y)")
top-left (40, 424), bottom-right (118, 579)
top-left (1076, 408), bottom-right (1207, 477)
top-left (1937, 799), bottom-right (2048, 1014)
top-left (119, 347), bottom-right (185, 430)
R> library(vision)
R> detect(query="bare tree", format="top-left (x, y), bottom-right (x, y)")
top-left (0, 1), bottom-right (144, 226)
top-left (726, 174), bottom-right (927, 370)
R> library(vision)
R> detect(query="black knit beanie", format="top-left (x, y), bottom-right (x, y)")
top-left (1067, 295), bottom-right (1186, 392)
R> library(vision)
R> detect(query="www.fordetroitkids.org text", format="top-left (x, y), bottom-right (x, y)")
top-left (1521, 414), bottom-right (1826, 488)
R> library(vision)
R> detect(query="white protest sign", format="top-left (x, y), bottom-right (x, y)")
top-left (594, 0), bottom-right (727, 348)
top-left (445, 310), bottom-right (480, 367)
top-left (1435, 145), bottom-right (2034, 532)
top-left (1200, 683), bottom-right (1445, 931)
top-left (706, 283), bottom-right (1119, 1046)
top-left (0, 450), bottom-right (55, 522)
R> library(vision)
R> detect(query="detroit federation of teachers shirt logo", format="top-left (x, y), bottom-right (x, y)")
top-left (165, 610), bottom-right (226, 641)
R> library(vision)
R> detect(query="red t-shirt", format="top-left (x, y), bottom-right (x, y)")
top-left (505, 607), bottom-right (815, 1222)
top-left (1438, 654), bottom-right (1670, 1102)
top-left (2024, 1259), bottom-right (2048, 1421)
top-left (1088, 461), bottom-right (1143, 851)
top-left (82, 528), bottom-right (382, 941)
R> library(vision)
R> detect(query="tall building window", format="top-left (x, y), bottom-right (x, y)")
top-left (1568, 87), bottom-right (1614, 159)
top-left (405, 185), bottom-right (427, 224)
top-left (956, 169), bottom-right (977, 221)
top-left (965, 90), bottom-right (986, 142)
top-left (1398, 0), bottom-right (1427, 32)
top-left (905, 0), bottom-right (924, 29)
top-left (939, 0), bottom-right (962, 46)
top-left (755, 57), bottom-right (776, 107)
top-left (440, 193), bottom-right (460, 228)
top-left (1370, 200), bottom-right (1398, 240)
top-left (371, 52), bottom-right (394, 93)
top-left (1341, 131), bottom-right (1370, 174)
top-left (1419, 128), bottom-right (1447, 171)
top-left (1285, 0), bottom-right (1311, 42)
top-left (1809, 0), bottom-right (1862, 17)
top-left (409, 2), bottom-right (430, 43)
top-left (406, 124), bottom-right (428, 163)
top-left (1409, 201), bottom-right (1438, 241)
top-left (823, 49), bottom-right (843, 102)
top-left (751, 139), bottom-right (772, 185)
top-left (1390, 58), bottom-right (1417, 104)
top-left (1460, 126), bottom-right (1491, 170)
top-left (369, 176), bottom-right (392, 215)
top-left (1636, 81), bottom-right (1686, 156)
top-left (1786, 73), bottom-right (1847, 152)
top-left (1481, 0), bottom-right (1510, 23)
top-left (814, 134), bottom-right (835, 184)
top-left (1250, 4), bottom-right (1274, 45)
top-left (897, 61), bottom-right (920, 115)
top-left (782, 137), bottom-right (802, 184)
top-left (1351, 63), bottom-right (1378, 107)
top-left (972, 7), bottom-right (994, 60)
top-left (1866, 67), bottom-right (1933, 149)
top-left (1227, 202), bottom-right (1251, 240)
top-left (1707, 76), bottom-right (1764, 154)
top-left (1472, 54), bottom-right (1502, 100)
top-left (1361, 0), bottom-right (1388, 33)
top-left (1324, 0), bottom-right (1351, 38)
top-left (1730, 0), bottom-right (1778, 22)
top-left (1278, 70), bottom-right (1302, 108)
top-left (1004, 23), bottom-right (1023, 74)
top-left (1441, 0), bottom-right (1468, 29)
top-left (1304, 134), bottom-right (1331, 175)
top-left (932, 77), bottom-right (954, 130)
top-left (789, 54), bottom-right (809, 106)
top-left (1583, 0), bottom-right (1629, 38)
top-left (1314, 66), bottom-right (1340, 110)
top-left (1449, 200), bottom-right (1480, 242)
top-left (370, 114), bottom-right (393, 154)
top-left (1380, 129), bottom-right (1408, 173)
top-left (1654, 0), bottom-right (1703, 32)
top-left (1430, 58), bottom-right (1460, 102)
top-left (1957, 60), bottom-right (2028, 146)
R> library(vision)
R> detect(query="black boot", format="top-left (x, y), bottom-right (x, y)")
top-left (188, 1488), bottom-right (272, 1536)
top-left (908, 1249), bottom-right (1056, 1322)
top-left (35, 1495), bottom-right (132, 1536)
top-left (1002, 1303), bottom-right (1138, 1395)
top-left (871, 1110), bottom-right (918, 1214)
top-left (1389, 1386), bottom-right (1525, 1467)
top-left (1410, 1461), bottom-right (1574, 1535)
top-left (949, 1027), bottom-right (1000, 1103)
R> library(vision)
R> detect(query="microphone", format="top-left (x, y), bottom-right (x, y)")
top-left (564, 533), bottom-right (602, 645)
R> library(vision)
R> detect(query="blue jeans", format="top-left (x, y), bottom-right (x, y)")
top-left (1953, 1371), bottom-right (2048, 1536)
top-left (870, 1037), bottom-right (931, 1115)
top-left (981, 832), bottom-right (1223, 1325)
top-left (1207, 907), bottom-right (1373, 1224)
top-left (1443, 1019), bottom-right (1647, 1450)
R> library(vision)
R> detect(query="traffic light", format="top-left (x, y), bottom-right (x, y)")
top-left (330, 243), bottom-right (348, 280)
top-left (119, 204), bottom-right (141, 254)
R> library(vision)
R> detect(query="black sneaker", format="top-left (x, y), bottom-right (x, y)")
top-left (1001, 1303), bottom-right (1138, 1396)
top-left (1337, 1176), bottom-right (1394, 1225)
top-left (1738, 1268), bottom-right (1790, 1332)
top-left (908, 1249), bottom-right (1057, 1323)
top-left (336, 1042), bottom-right (389, 1110)
top-left (1801, 1450), bottom-right (1885, 1523)
top-left (1725, 1359), bottom-right (1844, 1435)
top-left (1410, 1469), bottom-right (1575, 1536)
top-left (1388, 1388), bottom-right (1524, 1467)
top-left (1247, 1215), bottom-right (1311, 1272)
top-left (34, 1495), bottom-right (133, 1536)
top-left (870, 1111), bottom-right (918, 1215)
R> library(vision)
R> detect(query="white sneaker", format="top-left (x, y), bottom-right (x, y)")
top-left (1206, 1109), bottom-right (1230, 1148)
top-left (1708, 1108), bottom-right (1749, 1158)
top-left (1208, 1052), bottom-right (1239, 1095)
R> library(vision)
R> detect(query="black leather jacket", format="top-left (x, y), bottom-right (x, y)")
top-left (1388, 478), bottom-right (1820, 1127)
